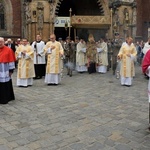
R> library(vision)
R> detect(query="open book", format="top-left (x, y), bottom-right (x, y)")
top-left (97, 48), bottom-right (102, 53)
top-left (81, 48), bottom-right (86, 53)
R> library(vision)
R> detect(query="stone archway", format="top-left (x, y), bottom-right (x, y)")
top-left (53, 0), bottom-right (110, 41)
top-left (54, 0), bottom-right (110, 17)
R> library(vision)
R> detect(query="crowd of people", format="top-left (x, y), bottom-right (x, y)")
top-left (1, 33), bottom-right (150, 104)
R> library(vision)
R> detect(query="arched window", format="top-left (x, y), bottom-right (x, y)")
top-left (0, 1), bottom-right (5, 29)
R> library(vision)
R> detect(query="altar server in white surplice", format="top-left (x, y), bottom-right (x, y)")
top-left (96, 38), bottom-right (108, 73)
top-left (44, 34), bottom-right (64, 85)
top-left (32, 35), bottom-right (46, 79)
top-left (76, 38), bottom-right (87, 73)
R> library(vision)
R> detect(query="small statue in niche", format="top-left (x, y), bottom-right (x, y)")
top-left (37, 9), bottom-right (44, 30)
top-left (124, 8), bottom-right (129, 23)
top-left (24, 2), bottom-right (31, 23)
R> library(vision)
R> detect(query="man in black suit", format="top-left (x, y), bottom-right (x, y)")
top-left (5, 38), bottom-right (16, 53)
top-left (5, 38), bottom-right (17, 67)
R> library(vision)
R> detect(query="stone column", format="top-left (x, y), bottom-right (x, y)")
top-left (24, 2), bottom-right (32, 41)
top-left (49, 2), bottom-right (55, 35)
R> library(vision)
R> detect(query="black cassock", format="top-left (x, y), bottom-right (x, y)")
top-left (88, 62), bottom-right (96, 74)
top-left (0, 79), bottom-right (15, 104)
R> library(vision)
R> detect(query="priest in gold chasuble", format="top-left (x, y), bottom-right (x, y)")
top-left (118, 37), bottom-right (137, 86)
top-left (44, 34), bottom-right (64, 85)
top-left (15, 38), bottom-right (35, 87)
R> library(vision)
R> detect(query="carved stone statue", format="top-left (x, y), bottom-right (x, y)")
top-left (24, 2), bottom-right (31, 23)
top-left (37, 10), bottom-right (44, 30)
top-left (37, 2), bottom-right (44, 30)
top-left (124, 8), bottom-right (129, 22)
top-left (132, 8), bottom-right (136, 25)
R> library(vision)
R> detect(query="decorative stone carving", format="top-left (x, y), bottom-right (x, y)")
top-left (37, 9), bottom-right (44, 30)
top-left (132, 8), bottom-right (136, 25)
top-left (24, 2), bottom-right (31, 24)
top-left (37, 2), bottom-right (44, 30)
top-left (71, 16), bottom-right (110, 27)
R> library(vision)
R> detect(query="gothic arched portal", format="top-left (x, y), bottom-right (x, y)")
top-left (55, 0), bottom-right (110, 17)
top-left (54, 0), bottom-right (110, 41)
top-left (56, 0), bottom-right (104, 16)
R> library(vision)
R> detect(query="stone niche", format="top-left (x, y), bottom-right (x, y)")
top-left (26, 0), bottom-right (51, 42)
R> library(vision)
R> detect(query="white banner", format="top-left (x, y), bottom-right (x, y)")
top-left (54, 17), bottom-right (70, 27)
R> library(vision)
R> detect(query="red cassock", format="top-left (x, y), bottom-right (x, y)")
top-left (142, 50), bottom-right (150, 74)
top-left (0, 45), bottom-right (16, 63)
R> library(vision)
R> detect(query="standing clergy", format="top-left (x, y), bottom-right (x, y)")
top-left (44, 34), bottom-right (64, 85)
top-left (142, 49), bottom-right (150, 100)
top-left (96, 38), bottom-right (108, 73)
top-left (86, 34), bottom-right (97, 74)
top-left (0, 37), bottom-right (16, 104)
top-left (76, 38), bottom-right (87, 73)
top-left (142, 37), bottom-right (150, 55)
top-left (32, 35), bottom-right (46, 79)
top-left (15, 38), bottom-right (35, 87)
top-left (117, 37), bottom-right (137, 86)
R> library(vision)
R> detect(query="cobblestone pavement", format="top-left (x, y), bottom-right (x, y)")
top-left (0, 65), bottom-right (150, 150)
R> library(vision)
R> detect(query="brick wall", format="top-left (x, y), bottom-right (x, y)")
top-left (137, 0), bottom-right (150, 41)
top-left (10, 0), bottom-right (22, 38)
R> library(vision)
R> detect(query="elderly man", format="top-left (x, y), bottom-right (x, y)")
top-left (5, 38), bottom-right (16, 53)
top-left (0, 37), bottom-right (16, 104)
top-left (44, 34), bottom-right (64, 85)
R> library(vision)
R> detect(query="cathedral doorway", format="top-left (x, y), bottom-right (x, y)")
top-left (54, 0), bottom-right (110, 42)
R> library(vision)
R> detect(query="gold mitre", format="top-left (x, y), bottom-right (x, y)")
top-left (88, 34), bottom-right (95, 42)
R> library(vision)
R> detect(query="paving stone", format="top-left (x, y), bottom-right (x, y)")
top-left (69, 142), bottom-right (86, 150)
top-left (0, 145), bottom-right (10, 150)
top-left (0, 66), bottom-right (149, 150)
top-left (115, 144), bottom-right (133, 150)
top-left (86, 142), bottom-right (105, 150)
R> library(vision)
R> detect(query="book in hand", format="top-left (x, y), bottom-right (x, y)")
top-left (47, 48), bottom-right (52, 54)
top-left (97, 48), bottom-right (102, 53)
top-left (81, 48), bottom-right (86, 53)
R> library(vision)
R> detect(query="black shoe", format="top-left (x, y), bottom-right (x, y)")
top-left (18, 86), bottom-right (28, 88)
top-left (125, 85), bottom-right (130, 87)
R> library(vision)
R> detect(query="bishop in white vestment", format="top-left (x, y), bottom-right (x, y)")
top-left (44, 34), bottom-right (64, 85)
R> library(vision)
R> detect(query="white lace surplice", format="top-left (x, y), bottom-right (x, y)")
top-left (0, 62), bottom-right (15, 83)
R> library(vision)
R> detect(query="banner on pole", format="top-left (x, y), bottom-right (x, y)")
top-left (54, 17), bottom-right (70, 27)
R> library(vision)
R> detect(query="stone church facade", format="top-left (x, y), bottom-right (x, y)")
top-left (0, 0), bottom-right (149, 42)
